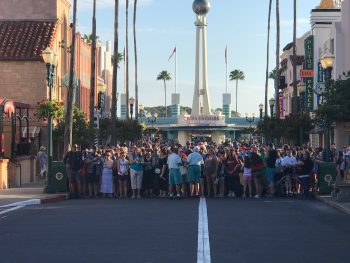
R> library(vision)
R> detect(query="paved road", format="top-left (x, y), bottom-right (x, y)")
top-left (0, 198), bottom-right (349, 263)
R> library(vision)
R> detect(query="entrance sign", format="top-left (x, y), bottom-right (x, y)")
top-left (304, 35), bottom-right (314, 112)
top-left (178, 115), bottom-right (225, 126)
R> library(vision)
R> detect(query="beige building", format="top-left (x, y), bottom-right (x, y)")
top-left (0, 0), bottom-right (71, 188)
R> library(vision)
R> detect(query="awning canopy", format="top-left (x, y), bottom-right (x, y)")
top-left (21, 127), bottom-right (40, 138)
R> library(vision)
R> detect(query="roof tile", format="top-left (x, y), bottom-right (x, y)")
top-left (0, 20), bottom-right (57, 61)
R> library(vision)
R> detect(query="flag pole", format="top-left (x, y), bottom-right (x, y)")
top-left (225, 45), bottom-right (228, 94)
top-left (175, 45), bottom-right (177, 94)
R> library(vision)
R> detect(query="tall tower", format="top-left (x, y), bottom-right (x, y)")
top-left (192, 0), bottom-right (212, 116)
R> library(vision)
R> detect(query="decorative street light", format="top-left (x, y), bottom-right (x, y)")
top-left (42, 47), bottom-right (56, 193)
top-left (269, 97), bottom-right (275, 118)
top-left (320, 51), bottom-right (335, 162)
top-left (320, 52), bottom-right (335, 78)
top-left (259, 103), bottom-right (264, 120)
top-left (97, 82), bottom-right (106, 116)
top-left (245, 113), bottom-right (255, 142)
top-left (129, 97), bottom-right (135, 120)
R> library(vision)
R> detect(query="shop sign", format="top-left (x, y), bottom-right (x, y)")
top-left (279, 93), bottom-right (284, 119)
top-left (317, 61), bottom-right (324, 83)
top-left (304, 35), bottom-right (314, 112)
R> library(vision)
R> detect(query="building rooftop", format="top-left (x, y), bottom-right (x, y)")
top-left (0, 20), bottom-right (56, 61)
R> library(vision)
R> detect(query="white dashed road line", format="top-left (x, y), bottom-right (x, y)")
top-left (197, 197), bottom-right (211, 263)
top-left (0, 199), bottom-right (41, 216)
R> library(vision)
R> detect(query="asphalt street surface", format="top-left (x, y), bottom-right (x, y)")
top-left (0, 198), bottom-right (349, 263)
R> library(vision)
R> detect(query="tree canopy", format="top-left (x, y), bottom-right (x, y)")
top-left (315, 72), bottom-right (350, 126)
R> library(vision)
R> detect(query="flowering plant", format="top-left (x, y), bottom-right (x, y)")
top-left (36, 99), bottom-right (64, 121)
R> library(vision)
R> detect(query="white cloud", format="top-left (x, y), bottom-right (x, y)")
top-left (79, 0), bottom-right (155, 10)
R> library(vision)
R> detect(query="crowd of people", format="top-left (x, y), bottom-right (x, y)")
top-left (60, 140), bottom-right (350, 199)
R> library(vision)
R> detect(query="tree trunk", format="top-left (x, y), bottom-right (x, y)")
top-left (64, 0), bottom-right (77, 154)
top-left (164, 80), bottom-right (167, 118)
top-left (89, 0), bottom-right (96, 135)
top-left (292, 0), bottom-right (298, 116)
top-left (264, 0), bottom-right (273, 117)
top-left (125, 0), bottom-right (130, 120)
top-left (133, 0), bottom-right (138, 121)
top-left (275, 0), bottom-right (280, 119)
top-left (111, 0), bottom-right (119, 145)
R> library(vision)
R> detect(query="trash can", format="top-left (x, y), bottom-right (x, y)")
top-left (317, 162), bottom-right (336, 195)
top-left (51, 161), bottom-right (68, 192)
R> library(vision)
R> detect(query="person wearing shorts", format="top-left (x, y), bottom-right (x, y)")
top-left (187, 146), bottom-right (204, 197)
top-left (129, 151), bottom-right (144, 199)
top-left (167, 147), bottom-right (183, 198)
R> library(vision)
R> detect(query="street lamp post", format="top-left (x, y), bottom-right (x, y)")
top-left (259, 103), bottom-right (264, 120)
top-left (42, 47), bottom-right (58, 193)
top-left (245, 113), bottom-right (255, 143)
top-left (320, 52), bottom-right (335, 162)
top-left (129, 97), bottom-right (135, 120)
top-left (269, 97), bottom-right (275, 118)
top-left (97, 82), bottom-right (106, 117)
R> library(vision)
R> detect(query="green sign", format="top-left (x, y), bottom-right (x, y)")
top-left (304, 35), bottom-right (314, 112)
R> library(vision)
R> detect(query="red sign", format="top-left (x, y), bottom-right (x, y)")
top-left (300, 69), bottom-right (314, 78)
top-left (279, 94), bottom-right (284, 118)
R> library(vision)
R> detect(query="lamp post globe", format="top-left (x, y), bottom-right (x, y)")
top-left (42, 47), bottom-right (54, 65)
top-left (320, 52), bottom-right (335, 70)
top-left (192, 0), bottom-right (211, 15)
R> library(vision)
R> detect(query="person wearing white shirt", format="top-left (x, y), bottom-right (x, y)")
top-left (281, 149), bottom-right (297, 195)
top-left (167, 147), bottom-right (183, 198)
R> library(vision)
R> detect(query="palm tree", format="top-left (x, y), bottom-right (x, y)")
top-left (269, 69), bottom-right (276, 80)
top-left (292, 0), bottom-right (298, 116)
top-left (229, 69), bottom-right (245, 113)
top-left (64, 0), bottom-right (77, 154)
top-left (275, 0), bottom-right (280, 119)
top-left (111, 52), bottom-right (124, 68)
top-left (133, 0), bottom-right (139, 120)
top-left (83, 34), bottom-right (99, 44)
top-left (157, 71), bottom-right (171, 117)
top-left (89, 0), bottom-right (97, 133)
top-left (111, 0), bottom-right (120, 145)
top-left (125, 0), bottom-right (130, 120)
top-left (264, 0), bottom-right (273, 118)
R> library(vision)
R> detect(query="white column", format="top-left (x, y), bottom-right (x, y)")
top-left (192, 16), bottom-right (201, 116)
top-left (201, 16), bottom-right (211, 115)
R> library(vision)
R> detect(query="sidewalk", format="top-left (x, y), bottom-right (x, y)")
top-left (316, 195), bottom-right (350, 215)
top-left (0, 182), bottom-right (67, 207)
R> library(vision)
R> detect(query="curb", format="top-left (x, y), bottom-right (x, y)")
top-left (316, 195), bottom-right (350, 215)
top-left (0, 194), bottom-right (67, 209)
top-left (40, 194), bottom-right (67, 204)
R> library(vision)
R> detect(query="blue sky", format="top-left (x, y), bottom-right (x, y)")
top-left (77, 0), bottom-right (321, 115)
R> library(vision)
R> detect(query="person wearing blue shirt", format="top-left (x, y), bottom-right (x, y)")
top-left (187, 146), bottom-right (204, 197)
top-left (167, 147), bottom-right (183, 198)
